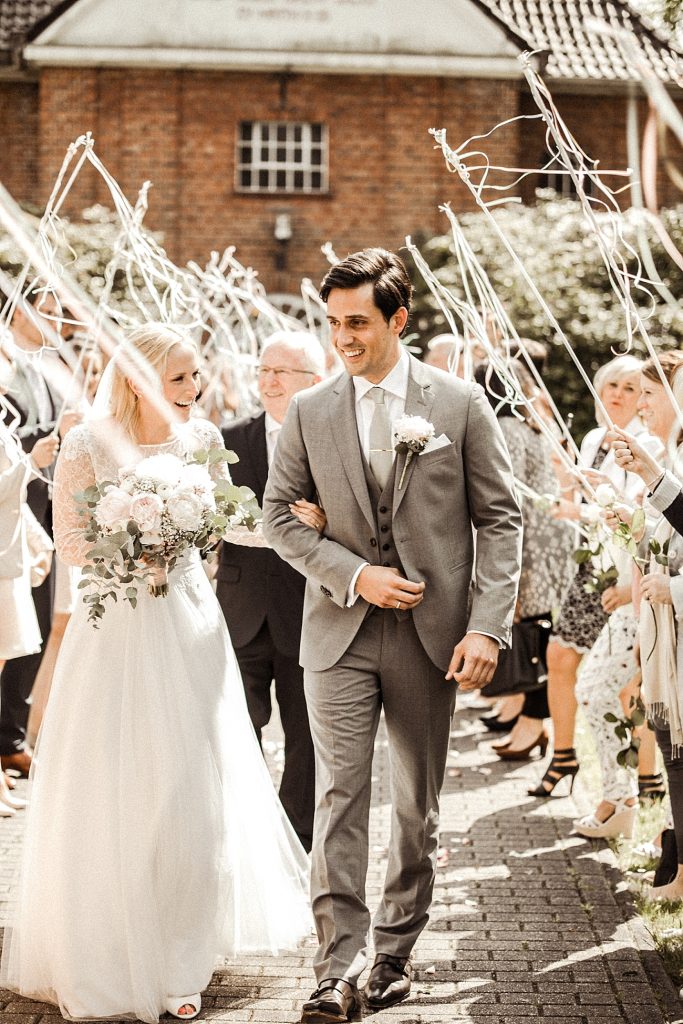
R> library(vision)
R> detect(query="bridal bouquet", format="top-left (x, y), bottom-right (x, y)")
top-left (75, 449), bottom-right (260, 625)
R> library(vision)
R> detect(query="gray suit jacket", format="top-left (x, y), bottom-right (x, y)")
top-left (262, 356), bottom-right (523, 672)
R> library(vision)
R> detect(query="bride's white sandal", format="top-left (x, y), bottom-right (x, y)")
top-left (164, 994), bottom-right (201, 1019)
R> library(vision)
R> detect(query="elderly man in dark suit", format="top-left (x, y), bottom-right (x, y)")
top-left (216, 330), bottom-right (325, 852)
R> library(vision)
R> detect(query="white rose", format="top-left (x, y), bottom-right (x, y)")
top-left (134, 453), bottom-right (184, 487)
top-left (176, 464), bottom-right (216, 508)
top-left (167, 491), bottom-right (205, 532)
top-left (595, 483), bottom-right (616, 508)
top-left (394, 414), bottom-right (436, 445)
top-left (156, 483), bottom-right (175, 499)
top-left (129, 492), bottom-right (164, 534)
top-left (95, 486), bottom-right (134, 532)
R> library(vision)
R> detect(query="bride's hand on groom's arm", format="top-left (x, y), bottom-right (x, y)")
top-left (354, 565), bottom-right (425, 609)
top-left (446, 633), bottom-right (499, 690)
top-left (289, 499), bottom-right (327, 533)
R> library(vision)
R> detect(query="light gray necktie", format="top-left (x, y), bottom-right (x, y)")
top-left (368, 387), bottom-right (393, 489)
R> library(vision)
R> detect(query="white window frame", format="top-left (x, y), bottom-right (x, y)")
top-left (236, 121), bottom-right (328, 195)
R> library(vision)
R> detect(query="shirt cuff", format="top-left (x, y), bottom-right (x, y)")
top-left (648, 470), bottom-right (682, 513)
top-left (467, 629), bottom-right (503, 649)
top-left (346, 562), bottom-right (369, 607)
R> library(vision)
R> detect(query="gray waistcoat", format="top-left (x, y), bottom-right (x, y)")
top-left (361, 455), bottom-right (410, 620)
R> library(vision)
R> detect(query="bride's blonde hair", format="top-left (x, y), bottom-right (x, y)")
top-left (109, 323), bottom-right (194, 437)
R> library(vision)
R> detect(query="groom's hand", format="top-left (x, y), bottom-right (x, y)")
top-left (446, 633), bottom-right (499, 689)
top-left (355, 565), bottom-right (425, 609)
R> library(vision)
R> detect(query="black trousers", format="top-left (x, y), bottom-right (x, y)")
top-left (522, 685), bottom-right (550, 721)
top-left (234, 620), bottom-right (315, 852)
top-left (0, 568), bottom-right (54, 755)
top-left (653, 716), bottom-right (683, 865)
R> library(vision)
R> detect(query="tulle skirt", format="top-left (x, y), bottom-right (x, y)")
top-left (0, 553), bottom-right (312, 1021)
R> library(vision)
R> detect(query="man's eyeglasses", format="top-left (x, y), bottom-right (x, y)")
top-left (257, 366), bottom-right (316, 379)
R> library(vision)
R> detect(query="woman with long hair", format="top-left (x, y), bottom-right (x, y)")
top-left (0, 324), bottom-right (312, 1021)
top-left (610, 359), bottom-right (683, 898)
top-left (572, 352), bottom-right (683, 838)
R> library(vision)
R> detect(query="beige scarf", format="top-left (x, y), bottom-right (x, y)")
top-left (640, 516), bottom-right (683, 755)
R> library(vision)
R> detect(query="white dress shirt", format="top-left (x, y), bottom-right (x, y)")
top-left (353, 348), bottom-right (410, 462)
top-left (265, 412), bottom-right (282, 467)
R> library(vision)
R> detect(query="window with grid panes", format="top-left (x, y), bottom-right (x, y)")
top-left (539, 153), bottom-right (593, 198)
top-left (236, 122), bottom-right (328, 194)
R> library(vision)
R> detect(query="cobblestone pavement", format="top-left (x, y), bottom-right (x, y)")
top-left (2, 701), bottom-right (683, 1024)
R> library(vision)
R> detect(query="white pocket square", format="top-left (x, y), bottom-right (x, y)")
top-left (423, 433), bottom-right (451, 454)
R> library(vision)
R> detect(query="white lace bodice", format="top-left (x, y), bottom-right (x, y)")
top-left (54, 418), bottom-right (229, 567)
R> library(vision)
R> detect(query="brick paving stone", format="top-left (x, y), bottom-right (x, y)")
top-left (2, 705), bottom-right (683, 1024)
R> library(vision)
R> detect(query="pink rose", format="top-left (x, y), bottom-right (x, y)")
top-left (129, 492), bottom-right (164, 534)
top-left (95, 486), bottom-right (134, 532)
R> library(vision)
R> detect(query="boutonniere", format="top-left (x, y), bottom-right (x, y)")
top-left (393, 415), bottom-right (436, 488)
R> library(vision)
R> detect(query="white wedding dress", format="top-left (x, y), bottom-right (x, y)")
top-left (0, 417), bottom-right (312, 1022)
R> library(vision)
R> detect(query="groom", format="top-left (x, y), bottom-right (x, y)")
top-left (263, 248), bottom-right (522, 1024)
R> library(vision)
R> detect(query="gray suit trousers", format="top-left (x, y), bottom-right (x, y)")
top-left (304, 608), bottom-right (456, 985)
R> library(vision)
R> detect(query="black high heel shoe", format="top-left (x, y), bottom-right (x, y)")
top-left (527, 748), bottom-right (578, 797)
top-left (479, 713), bottom-right (520, 733)
top-left (638, 773), bottom-right (667, 802)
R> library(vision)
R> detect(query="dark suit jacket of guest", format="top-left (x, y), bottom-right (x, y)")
top-left (217, 413), bottom-right (305, 659)
top-left (661, 487), bottom-right (683, 536)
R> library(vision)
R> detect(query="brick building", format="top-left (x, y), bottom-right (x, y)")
top-left (0, 0), bottom-right (680, 298)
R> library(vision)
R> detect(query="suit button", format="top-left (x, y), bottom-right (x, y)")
top-left (379, 506), bottom-right (388, 514)
top-left (382, 561), bottom-right (390, 567)
top-left (382, 543), bottom-right (390, 551)
top-left (370, 538), bottom-right (377, 547)
top-left (380, 525), bottom-right (388, 533)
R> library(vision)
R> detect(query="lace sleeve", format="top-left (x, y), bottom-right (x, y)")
top-left (53, 425), bottom-right (96, 567)
top-left (192, 419), bottom-right (232, 483)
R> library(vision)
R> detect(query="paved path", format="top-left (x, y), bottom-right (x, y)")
top-left (2, 701), bottom-right (682, 1024)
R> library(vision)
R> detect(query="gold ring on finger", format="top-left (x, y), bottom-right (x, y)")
top-left (396, 600), bottom-right (401, 609)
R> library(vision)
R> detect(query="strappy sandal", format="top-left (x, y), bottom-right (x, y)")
top-left (164, 994), bottom-right (201, 1019)
top-left (638, 773), bottom-right (667, 802)
top-left (527, 747), bottom-right (578, 797)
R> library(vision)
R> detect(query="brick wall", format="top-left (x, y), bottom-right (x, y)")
top-left (33, 68), bottom-right (522, 292)
top-left (519, 89), bottom-right (683, 210)
top-left (0, 80), bottom-right (40, 209)
top-left (1, 67), bottom-right (679, 296)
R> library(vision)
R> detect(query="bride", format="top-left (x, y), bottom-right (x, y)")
top-left (0, 324), bottom-right (312, 1022)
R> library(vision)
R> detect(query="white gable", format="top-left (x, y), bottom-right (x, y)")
top-left (25, 0), bottom-right (524, 77)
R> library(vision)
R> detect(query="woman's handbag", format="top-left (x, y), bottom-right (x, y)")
top-left (481, 616), bottom-right (551, 698)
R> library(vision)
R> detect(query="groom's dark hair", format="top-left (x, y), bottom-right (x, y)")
top-left (320, 248), bottom-right (412, 336)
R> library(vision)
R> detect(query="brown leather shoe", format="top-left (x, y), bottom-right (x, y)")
top-left (364, 954), bottom-right (412, 1008)
top-left (1, 751), bottom-right (32, 777)
top-left (300, 978), bottom-right (358, 1023)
